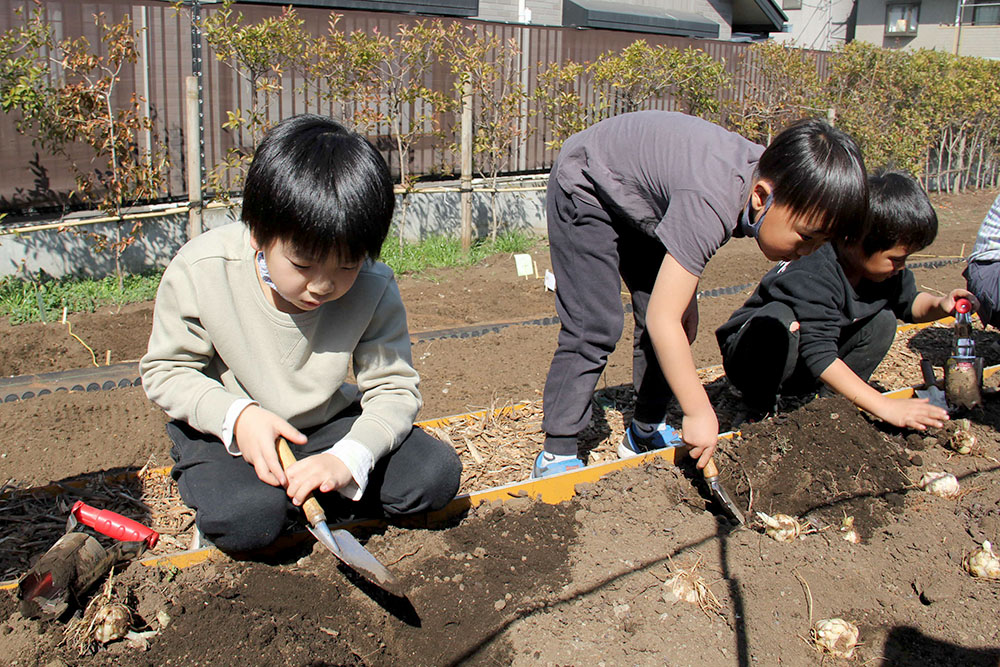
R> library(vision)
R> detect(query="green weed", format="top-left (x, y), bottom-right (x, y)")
top-left (0, 269), bottom-right (162, 324)
top-left (380, 229), bottom-right (537, 275)
top-left (0, 230), bottom-right (540, 323)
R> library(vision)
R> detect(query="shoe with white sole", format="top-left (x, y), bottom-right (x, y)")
top-left (618, 422), bottom-right (683, 459)
top-left (531, 451), bottom-right (584, 479)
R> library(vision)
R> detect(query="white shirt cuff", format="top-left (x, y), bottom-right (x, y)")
top-left (222, 399), bottom-right (259, 455)
top-left (322, 439), bottom-right (374, 501)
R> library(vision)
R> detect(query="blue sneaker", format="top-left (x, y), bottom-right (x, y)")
top-left (531, 451), bottom-right (585, 479)
top-left (618, 422), bottom-right (683, 459)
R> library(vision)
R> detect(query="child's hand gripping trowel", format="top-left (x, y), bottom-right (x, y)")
top-left (275, 438), bottom-right (401, 595)
top-left (944, 298), bottom-right (984, 412)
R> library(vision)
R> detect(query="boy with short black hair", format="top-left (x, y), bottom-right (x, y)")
top-left (717, 169), bottom-right (976, 429)
top-left (141, 114), bottom-right (462, 552)
top-left (532, 111), bottom-right (869, 478)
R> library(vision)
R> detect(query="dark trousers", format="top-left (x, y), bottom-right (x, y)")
top-left (720, 302), bottom-right (897, 412)
top-left (542, 179), bottom-right (671, 455)
top-left (168, 406), bottom-right (462, 552)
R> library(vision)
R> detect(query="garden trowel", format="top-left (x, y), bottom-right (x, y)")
top-left (700, 456), bottom-right (746, 525)
top-left (275, 438), bottom-right (401, 595)
top-left (916, 358), bottom-right (947, 410)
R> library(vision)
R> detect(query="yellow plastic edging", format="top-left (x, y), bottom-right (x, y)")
top-left (8, 350), bottom-right (997, 582)
top-left (133, 433), bottom-right (741, 573)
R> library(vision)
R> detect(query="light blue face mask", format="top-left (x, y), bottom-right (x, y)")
top-left (255, 249), bottom-right (299, 305)
top-left (739, 192), bottom-right (774, 240)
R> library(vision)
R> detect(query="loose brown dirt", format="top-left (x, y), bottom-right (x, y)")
top-left (2, 188), bottom-right (1000, 666)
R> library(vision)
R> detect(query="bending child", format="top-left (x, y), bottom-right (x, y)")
top-left (141, 115), bottom-right (462, 552)
top-left (533, 111), bottom-right (868, 478)
top-left (717, 170), bottom-right (977, 429)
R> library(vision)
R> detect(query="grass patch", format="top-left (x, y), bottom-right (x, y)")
top-left (381, 229), bottom-right (538, 275)
top-left (0, 270), bottom-right (163, 324)
top-left (0, 230), bottom-right (541, 323)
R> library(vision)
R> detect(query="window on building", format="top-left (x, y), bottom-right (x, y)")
top-left (885, 3), bottom-right (919, 35)
top-left (971, 0), bottom-right (1000, 25)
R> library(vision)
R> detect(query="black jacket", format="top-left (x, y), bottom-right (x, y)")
top-left (716, 243), bottom-right (918, 379)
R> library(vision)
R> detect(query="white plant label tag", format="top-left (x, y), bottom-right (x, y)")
top-left (544, 269), bottom-right (557, 292)
top-left (514, 253), bottom-right (534, 277)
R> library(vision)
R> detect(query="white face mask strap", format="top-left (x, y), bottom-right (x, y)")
top-left (256, 249), bottom-right (298, 304)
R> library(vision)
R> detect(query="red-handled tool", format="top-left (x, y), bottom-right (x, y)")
top-left (67, 501), bottom-right (159, 548)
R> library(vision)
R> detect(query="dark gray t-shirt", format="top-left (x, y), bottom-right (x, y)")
top-left (553, 111), bottom-right (764, 276)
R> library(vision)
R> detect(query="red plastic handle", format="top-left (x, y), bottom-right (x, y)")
top-left (956, 298), bottom-right (972, 314)
top-left (70, 501), bottom-right (159, 548)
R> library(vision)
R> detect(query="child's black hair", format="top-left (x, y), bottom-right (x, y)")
top-left (861, 169), bottom-right (937, 256)
top-left (758, 118), bottom-right (868, 242)
top-left (242, 114), bottom-right (395, 262)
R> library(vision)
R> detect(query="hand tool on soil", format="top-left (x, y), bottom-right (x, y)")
top-left (944, 297), bottom-right (984, 412)
top-left (17, 503), bottom-right (159, 618)
top-left (700, 456), bottom-right (747, 525)
top-left (916, 358), bottom-right (948, 410)
top-left (275, 438), bottom-right (401, 594)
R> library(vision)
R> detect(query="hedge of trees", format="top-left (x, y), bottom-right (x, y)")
top-left (2, 0), bottom-right (999, 226)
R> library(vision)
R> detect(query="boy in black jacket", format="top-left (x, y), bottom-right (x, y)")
top-left (717, 170), bottom-right (976, 429)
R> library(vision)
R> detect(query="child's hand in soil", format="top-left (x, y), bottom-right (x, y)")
top-left (876, 396), bottom-right (949, 430)
top-left (234, 404), bottom-right (307, 487)
top-left (284, 453), bottom-right (354, 505)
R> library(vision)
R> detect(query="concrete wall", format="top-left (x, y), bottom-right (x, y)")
top-left (0, 181), bottom-right (548, 280)
top-left (854, 0), bottom-right (1000, 57)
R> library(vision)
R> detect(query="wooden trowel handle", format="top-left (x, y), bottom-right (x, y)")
top-left (702, 457), bottom-right (720, 479)
top-left (276, 437), bottom-right (328, 528)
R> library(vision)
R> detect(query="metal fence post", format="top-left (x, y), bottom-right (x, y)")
top-left (460, 79), bottom-right (474, 252)
top-left (186, 76), bottom-right (203, 239)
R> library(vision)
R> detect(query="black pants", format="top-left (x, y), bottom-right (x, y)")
top-left (720, 302), bottom-right (897, 412)
top-left (168, 406), bottom-right (462, 552)
top-left (542, 179), bottom-right (671, 456)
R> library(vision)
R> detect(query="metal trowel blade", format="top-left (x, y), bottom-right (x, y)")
top-left (307, 522), bottom-right (402, 595)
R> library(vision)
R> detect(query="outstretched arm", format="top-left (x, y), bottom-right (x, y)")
top-left (647, 253), bottom-right (718, 468)
top-left (819, 359), bottom-right (948, 429)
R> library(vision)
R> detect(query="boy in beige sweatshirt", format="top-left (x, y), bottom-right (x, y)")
top-left (141, 115), bottom-right (461, 552)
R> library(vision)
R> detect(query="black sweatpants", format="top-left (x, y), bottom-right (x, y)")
top-left (542, 179), bottom-right (672, 456)
top-left (720, 302), bottom-right (898, 412)
top-left (168, 405), bottom-right (462, 552)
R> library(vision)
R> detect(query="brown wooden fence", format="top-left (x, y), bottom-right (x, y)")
top-left (0, 0), bottom-right (819, 217)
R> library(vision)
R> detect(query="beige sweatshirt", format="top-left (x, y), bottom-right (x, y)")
top-left (140, 223), bottom-right (421, 462)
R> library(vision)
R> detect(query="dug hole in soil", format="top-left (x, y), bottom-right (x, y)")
top-left (3, 189), bottom-right (1000, 665)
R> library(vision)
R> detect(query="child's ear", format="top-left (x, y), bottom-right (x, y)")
top-left (249, 232), bottom-right (261, 252)
top-left (750, 179), bottom-right (774, 212)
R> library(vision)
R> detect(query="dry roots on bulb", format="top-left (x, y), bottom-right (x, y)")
top-left (662, 570), bottom-right (721, 613)
top-left (963, 541), bottom-right (1000, 579)
top-left (840, 515), bottom-right (861, 544)
top-left (92, 603), bottom-right (131, 644)
top-left (812, 617), bottom-right (860, 659)
top-left (919, 471), bottom-right (961, 499)
top-left (756, 511), bottom-right (803, 542)
top-left (949, 419), bottom-right (976, 454)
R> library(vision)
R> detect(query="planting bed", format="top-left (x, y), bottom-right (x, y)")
top-left (2, 188), bottom-right (1000, 665)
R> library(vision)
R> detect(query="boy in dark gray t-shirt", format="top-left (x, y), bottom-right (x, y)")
top-left (533, 111), bottom-right (869, 478)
